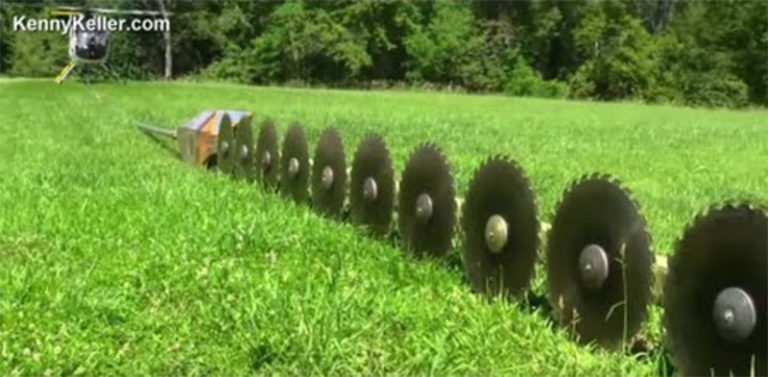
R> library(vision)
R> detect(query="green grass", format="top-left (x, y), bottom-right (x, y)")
top-left (1, 80), bottom-right (765, 376)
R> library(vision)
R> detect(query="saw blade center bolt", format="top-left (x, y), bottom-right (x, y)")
top-left (485, 214), bottom-right (508, 253)
top-left (713, 287), bottom-right (757, 343)
top-left (578, 244), bottom-right (610, 289)
top-left (415, 193), bottom-right (433, 225)
top-left (220, 141), bottom-right (230, 158)
top-left (321, 166), bottom-right (334, 190)
top-left (262, 151), bottom-right (272, 170)
top-left (363, 177), bottom-right (378, 202)
top-left (288, 157), bottom-right (300, 178)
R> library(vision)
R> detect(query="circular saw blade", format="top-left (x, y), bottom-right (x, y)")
top-left (216, 113), bottom-right (237, 176)
top-left (398, 143), bottom-right (457, 258)
top-left (311, 127), bottom-right (347, 218)
top-left (461, 155), bottom-right (539, 300)
top-left (663, 204), bottom-right (767, 377)
top-left (233, 116), bottom-right (254, 181)
top-left (255, 119), bottom-right (280, 188)
top-left (546, 174), bottom-right (653, 348)
top-left (279, 123), bottom-right (310, 204)
top-left (349, 134), bottom-right (395, 237)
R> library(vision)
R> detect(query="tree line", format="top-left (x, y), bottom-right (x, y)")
top-left (1, 0), bottom-right (766, 108)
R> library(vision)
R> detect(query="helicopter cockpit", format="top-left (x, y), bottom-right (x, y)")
top-left (54, 5), bottom-right (166, 84)
top-left (70, 14), bottom-right (109, 63)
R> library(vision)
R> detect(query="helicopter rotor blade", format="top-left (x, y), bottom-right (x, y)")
top-left (55, 6), bottom-right (169, 17)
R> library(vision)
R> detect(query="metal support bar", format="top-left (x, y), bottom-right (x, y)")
top-left (136, 123), bottom-right (178, 140)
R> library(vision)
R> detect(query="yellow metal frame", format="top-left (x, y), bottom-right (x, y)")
top-left (54, 60), bottom-right (76, 84)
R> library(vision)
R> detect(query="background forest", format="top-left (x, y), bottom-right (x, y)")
top-left (1, 0), bottom-right (766, 109)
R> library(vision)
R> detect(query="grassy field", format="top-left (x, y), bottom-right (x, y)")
top-left (1, 80), bottom-right (766, 376)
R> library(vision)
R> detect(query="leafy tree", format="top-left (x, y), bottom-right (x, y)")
top-left (4, 3), bottom-right (68, 77)
top-left (404, 2), bottom-right (475, 84)
top-left (405, 2), bottom-right (507, 91)
top-left (505, 56), bottom-right (567, 98)
top-left (668, 1), bottom-right (767, 106)
top-left (217, 1), bottom-right (371, 85)
top-left (0, 3), bottom-right (15, 73)
top-left (569, 2), bottom-right (656, 100)
top-left (335, 1), bottom-right (422, 82)
top-left (1, 0), bottom-right (765, 108)
top-left (650, 1), bottom-right (756, 108)
top-left (9, 30), bottom-right (68, 77)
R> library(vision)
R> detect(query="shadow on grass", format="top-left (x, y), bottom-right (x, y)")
top-left (630, 338), bottom-right (675, 377)
top-left (139, 128), bottom-right (180, 160)
top-left (249, 343), bottom-right (278, 372)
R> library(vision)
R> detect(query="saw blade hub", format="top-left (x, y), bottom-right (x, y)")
top-left (578, 244), bottom-right (610, 289)
top-left (713, 287), bottom-right (757, 343)
top-left (262, 151), bottom-right (272, 170)
top-left (321, 166), bottom-right (334, 190)
top-left (485, 214), bottom-right (508, 253)
top-left (363, 177), bottom-right (378, 202)
top-left (240, 144), bottom-right (249, 162)
top-left (311, 128), bottom-right (347, 217)
top-left (288, 157), bottom-right (300, 178)
top-left (220, 140), bottom-right (230, 158)
top-left (414, 193), bottom-right (433, 225)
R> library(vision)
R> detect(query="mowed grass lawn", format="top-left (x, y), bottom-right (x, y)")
top-left (1, 80), bottom-right (766, 376)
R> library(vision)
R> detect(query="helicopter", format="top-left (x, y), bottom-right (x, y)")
top-left (51, 6), bottom-right (168, 84)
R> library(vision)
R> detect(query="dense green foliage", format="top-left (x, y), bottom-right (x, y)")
top-left (2, 79), bottom-right (766, 375)
top-left (1, 0), bottom-right (766, 108)
top-left (505, 56), bottom-right (567, 98)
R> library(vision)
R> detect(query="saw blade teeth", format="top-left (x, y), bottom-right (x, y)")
top-left (255, 118), bottom-right (280, 189)
top-left (280, 123), bottom-right (310, 204)
top-left (497, 156), bottom-right (540, 234)
top-left (588, 174), bottom-right (655, 259)
top-left (672, 201), bottom-right (768, 255)
top-left (412, 142), bottom-right (451, 170)
top-left (398, 142), bottom-right (456, 258)
top-left (362, 134), bottom-right (392, 166)
top-left (663, 203), bottom-right (767, 376)
top-left (546, 174), bottom-right (653, 348)
top-left (349, 133), bottom-right (395, 236)
top-left (311, 127), bottom-right (347, 218)
top-left (233, 116), bottom-right (255, 181)
top-left (550, 174), bottom-right (583, 224)
top-left (362, 132), bottom-right (387, 149)
top-left (461, 155), bottom-right (540, 300)
top-left (216, 113), bottom-right (237, 176)
top-left (493, 154), bottom-right (506, 164)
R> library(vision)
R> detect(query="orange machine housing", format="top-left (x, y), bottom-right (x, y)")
top-left (176, 110), bottom-right (252, 167)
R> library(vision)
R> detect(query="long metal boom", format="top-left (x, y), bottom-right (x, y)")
top-left (137, 123), bottom-right (178, 139)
